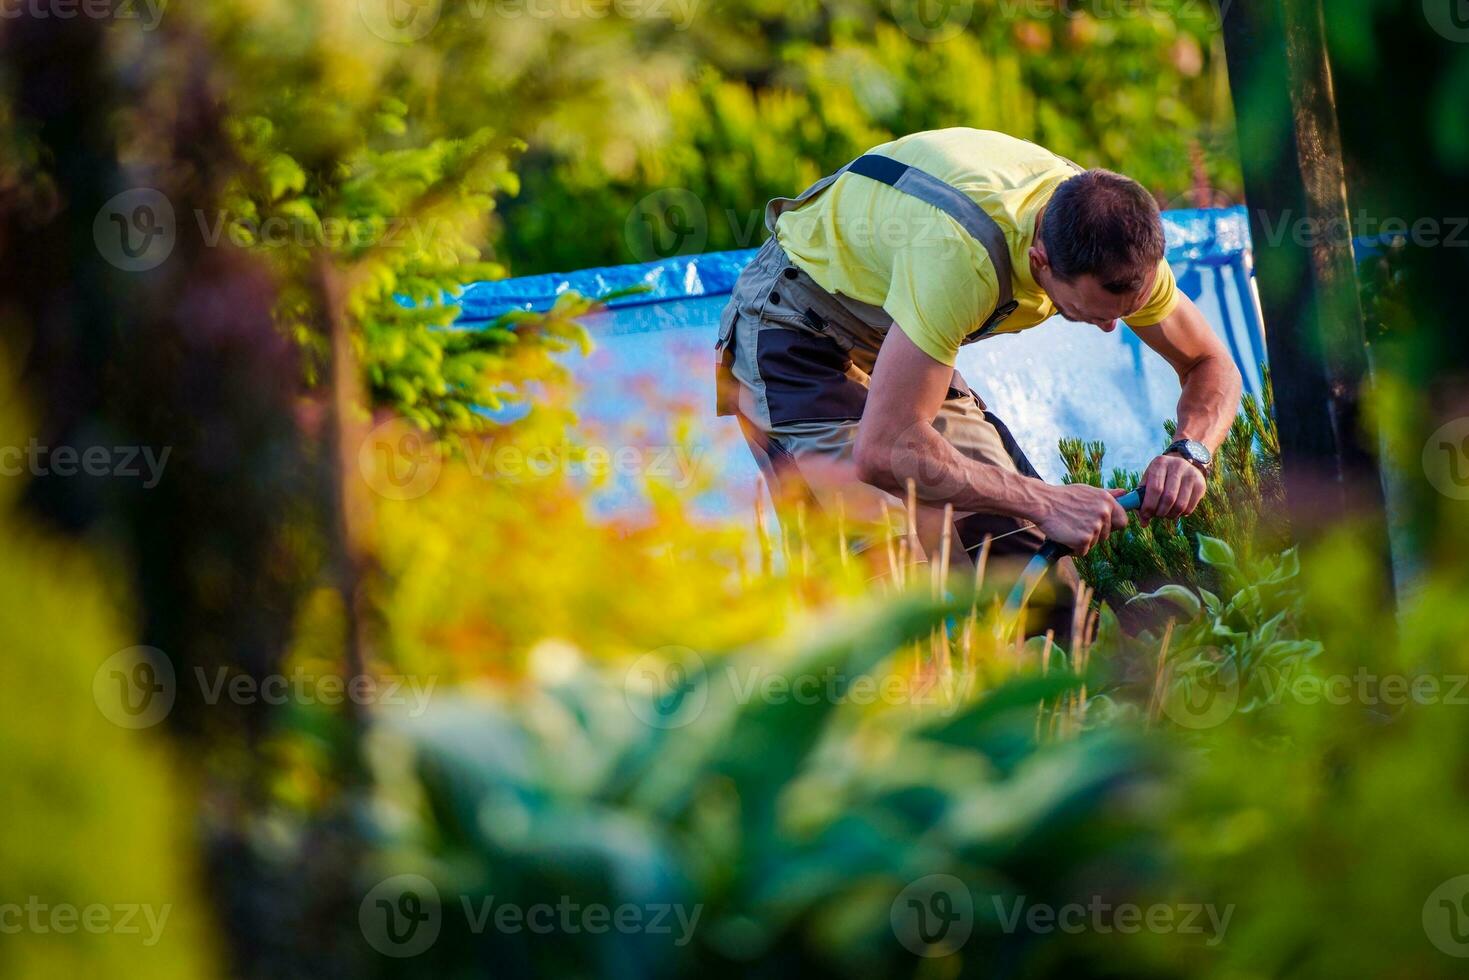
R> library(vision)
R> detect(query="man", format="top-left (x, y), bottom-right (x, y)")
top-left (716, 128), bottom-right (1242, 576)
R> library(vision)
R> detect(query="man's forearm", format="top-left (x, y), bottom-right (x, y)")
top-left (855, 421), bottom-right (1051, 520)
top-left (1173, 352), bottom-right (1243, 451)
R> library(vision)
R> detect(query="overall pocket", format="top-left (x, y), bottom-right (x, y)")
top-left (754, 327), bottom-right (869, 426)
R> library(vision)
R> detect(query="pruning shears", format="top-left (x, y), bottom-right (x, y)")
top-left (1001, 485), bottom-right (1147, 620)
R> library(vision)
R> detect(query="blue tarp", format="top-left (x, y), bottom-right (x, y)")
top-left (458, 207), bottom-right (1265, 520)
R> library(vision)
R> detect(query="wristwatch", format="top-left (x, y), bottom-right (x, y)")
top-left (1164, 438), bottom-right (1213, 477)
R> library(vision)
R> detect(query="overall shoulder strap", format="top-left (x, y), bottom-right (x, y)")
top-left (763, 152), bottom-right (1029, 334)
top-left (845, 154), bottom-right (1015, 319)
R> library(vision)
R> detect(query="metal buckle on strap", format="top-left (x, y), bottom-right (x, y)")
top-left (964, 299), bottom-right (1020, 345)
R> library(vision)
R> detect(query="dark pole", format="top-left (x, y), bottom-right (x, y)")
top-left (1217, 0), bottom-right (1392, 572)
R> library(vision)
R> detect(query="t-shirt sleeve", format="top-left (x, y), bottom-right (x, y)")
top-left (882, 232), bottom-right (998, 367)
top-left (1124, 258), bottom-right (1181, 328)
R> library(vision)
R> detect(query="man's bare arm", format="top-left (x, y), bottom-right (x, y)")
top-left (1131, 294), bottom-right (1244, 522)
top-left (1135, 294), bottom-right (1242, 451)
top-left (852, 326), bottom-right (1127, 554)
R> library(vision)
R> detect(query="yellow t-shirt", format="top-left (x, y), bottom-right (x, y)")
top-left (773, 128), bottom-right (1179, 365)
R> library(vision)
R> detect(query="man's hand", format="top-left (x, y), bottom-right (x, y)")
top-left (1131, 294), bottom-right (1240, 525)
top-left (1138, 453), bottom-right (1207, 526)
top-left (1036, 483), bottom-right (1130, 555)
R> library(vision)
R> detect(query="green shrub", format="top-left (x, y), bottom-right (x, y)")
top-left (1059, 367), bottom-right (1286, 612)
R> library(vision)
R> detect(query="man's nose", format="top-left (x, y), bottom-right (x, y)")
top-left (1095, 319), bottom-right (1117, 333)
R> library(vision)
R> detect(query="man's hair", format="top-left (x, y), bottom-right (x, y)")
top-left (1040, 169), bottom-right (1165, 294)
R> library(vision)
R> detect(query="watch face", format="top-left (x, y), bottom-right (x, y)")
top-left (1171, 440), bottom-right (1211, 467)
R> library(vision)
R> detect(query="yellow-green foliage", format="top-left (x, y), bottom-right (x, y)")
top-left (360, 409), bottom-right (874, 682)
top-left (0, 413), bottom-right (217, 978)
top-left (177, 2), bottom-right (599, 434)
top-left (502, 1), bottom-right (1239, 272)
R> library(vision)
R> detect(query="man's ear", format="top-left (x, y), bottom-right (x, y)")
top-left (1027, 242), bottom-right (1049, 276)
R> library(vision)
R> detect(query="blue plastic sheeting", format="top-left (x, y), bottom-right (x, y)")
top-left (459, 207), bottom-right (1265, 520)
top-left (456, 249), bottom-right (758, 322)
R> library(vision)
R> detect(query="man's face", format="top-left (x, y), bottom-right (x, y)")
top-left (1029, 246), bottom-right (1156, 333)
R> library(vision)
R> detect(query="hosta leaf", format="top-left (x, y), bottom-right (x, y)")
top-left (1197, 535), bottom-right (1236, 569)
top-left (1265, 547), bottom-right (1300, 582)
top-left (1256, 610), bottom-right (1287, 646)
top-left (1125, 583), bottom-right (1202, 620)
top-left (1263, 639), bottom-right (1323, 664)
